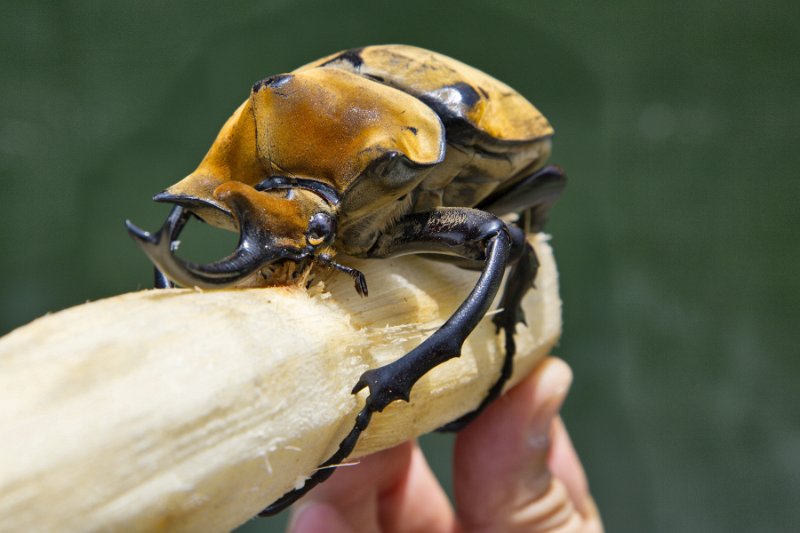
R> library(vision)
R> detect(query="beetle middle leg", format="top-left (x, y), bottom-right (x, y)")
top-left (436, 235), bottom-right (538, 431)
top-left (260, 207), bottom-right (516, 516)
top-left (436, 165), bottom-right (566, 430)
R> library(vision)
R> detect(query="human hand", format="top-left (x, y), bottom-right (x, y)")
top-left (287, 357), bottom-right (603, 532)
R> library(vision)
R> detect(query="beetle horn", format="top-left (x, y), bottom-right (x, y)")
top-left (125, 205), bottom-right (301, 289)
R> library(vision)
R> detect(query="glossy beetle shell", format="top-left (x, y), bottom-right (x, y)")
top-left (161, 44), bottom-right (554, 256)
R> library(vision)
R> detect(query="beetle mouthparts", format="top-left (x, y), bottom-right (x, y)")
top-left (126, 205), bottom-right (301, 289)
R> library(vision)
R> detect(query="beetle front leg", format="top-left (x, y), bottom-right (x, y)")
top-left (259, 207), bottom-right (512, 516)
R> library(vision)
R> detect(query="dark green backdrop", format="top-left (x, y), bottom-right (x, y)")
top-left (1, 1), bottom-right (797, 531)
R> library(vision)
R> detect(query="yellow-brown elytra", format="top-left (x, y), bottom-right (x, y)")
top-left (126, 45), bottom-right (566, 515)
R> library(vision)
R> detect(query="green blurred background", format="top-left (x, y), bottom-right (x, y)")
top-left (1, 0), bottom-right (797, 531)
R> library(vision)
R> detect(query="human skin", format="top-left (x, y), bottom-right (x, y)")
top-left (288, 357), bottom-right (603, 533)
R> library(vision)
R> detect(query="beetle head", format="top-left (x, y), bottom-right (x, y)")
top-left (125, 97), bottom-right (345, 289)
top-left (127, 176), bottom-right (339, 289)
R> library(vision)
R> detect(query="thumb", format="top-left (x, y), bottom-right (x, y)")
top-left (454, 357), bottom-right (600, 532)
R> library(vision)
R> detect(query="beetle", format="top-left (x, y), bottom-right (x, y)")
top-left (126, 44), bottom-right (566, 515)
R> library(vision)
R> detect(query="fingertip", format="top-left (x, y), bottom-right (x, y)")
top-left (378, 444), bottom-right (456, 533)
top-left (454, 357), bottom-right (572, 467)
top-left (306, 440), bottom-right (415, 506)
top-left (453, 357), bottom-right (574, 529)
top-left (549, 416), bottom-right (593, 519)
top-left (527, 358), bottom-right (572, 455)
top-left (537, 357), bottom-right (573, 400)
top-left (290, 440), bottom-right (455, 533)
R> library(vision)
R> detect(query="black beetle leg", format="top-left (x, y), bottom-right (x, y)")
top-left (318, 254), bottom-right (369, 297)
top-left (259, 207), bottom-right (514, 516)
top-left (437, 232), bottom-right (537, 431)
top-left (478, 165), bottom-right (567, 231)
top-left (151, 205), bottom-right (191, 288)
top-left (259, 408), bottom-right (374, 515)
top-left (439, 167), bottom-right (565, 430)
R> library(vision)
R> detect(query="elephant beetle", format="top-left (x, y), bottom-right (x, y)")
top-left (126, 44), bottom-right (566, 515)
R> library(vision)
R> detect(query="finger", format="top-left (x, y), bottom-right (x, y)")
top-left (549, 417), bottom-right (603, 531)
top-left (549, 417), bottom-right (589, 516)
top-left (289, 441), bottom-right (413, 533)
top-left (378, 443), bottom-right (455, 533)
top-left (289, 440), bottom-right (454, 533)
top-left (454, 357), bottom-right (588, 532)
top-left (288, 501), bottom-right (353, 533)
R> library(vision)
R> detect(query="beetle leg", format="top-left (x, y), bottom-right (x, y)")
top-left (438, 168), bottom-right (564, 431)
top-left (260, 207), bottom-right (514, 516)
top-left (478, 165), bottom-right (567, 231)
top-left (317, 254), bottom-right (369, 297)
top-left (437, 235), bottom-right (538, 431)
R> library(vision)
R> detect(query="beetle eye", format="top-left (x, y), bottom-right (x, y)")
top-left (307, 212), bottom-right (335, 247)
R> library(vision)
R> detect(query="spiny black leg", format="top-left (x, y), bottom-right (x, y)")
top-left (353, 211), bottom-right (513, 412)
top-left (259, 409), bottom-right (374, 515)
top-left (436, 167), bottom-right (564, 431)
top-left (259, 207), bottom-right (512, 516)
top-left (437, 234), bottom-right (539, 432)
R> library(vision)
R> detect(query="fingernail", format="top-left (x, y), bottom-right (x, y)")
top-left (527, 359), bottom-right (572, 449)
